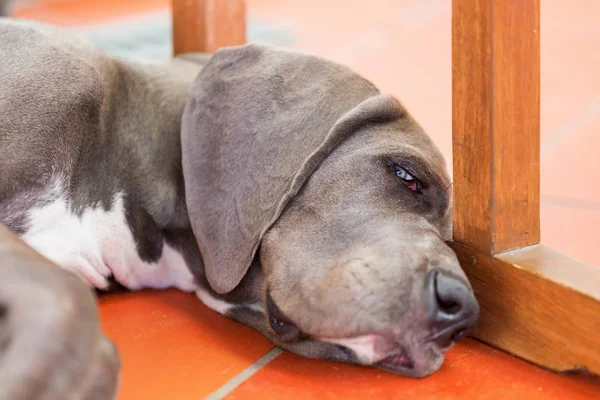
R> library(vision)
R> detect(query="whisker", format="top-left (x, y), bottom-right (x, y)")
top-left (420, 325), bottom-right (459, 344)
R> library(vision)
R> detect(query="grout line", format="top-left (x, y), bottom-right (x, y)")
top-left (330, 0), bottom-right (449, 65)
top-left (541, 96), bottom-right (600, 158)
top-left (204, 348), bottom-right (283, 400)
top-left (541, 194), bottom-right (600, 211)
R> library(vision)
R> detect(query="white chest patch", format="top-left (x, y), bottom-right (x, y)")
top-left (21, 177), bottom-right (198, 292)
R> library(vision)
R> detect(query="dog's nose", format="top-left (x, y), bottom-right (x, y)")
top-left (427, 269), bottom-right (479, 348)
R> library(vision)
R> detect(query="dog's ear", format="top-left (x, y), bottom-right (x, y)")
top-left (181, 44), bottom-right (405, 294)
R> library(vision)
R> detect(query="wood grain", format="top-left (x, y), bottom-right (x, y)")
top-left (451, 242), bottom-right (600, 375)
top-left (172, 0), bottom-right (246, 56)
top-left (452, 0), bottom-right (541, 255)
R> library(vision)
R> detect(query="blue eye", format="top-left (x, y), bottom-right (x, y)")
top-left (395, 166), bottom-right (414, 181)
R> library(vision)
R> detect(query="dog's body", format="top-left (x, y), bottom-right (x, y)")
top-left (1, 19), bottom-right (204, 292)
top-left (1, 18), bottom-right (479, 398)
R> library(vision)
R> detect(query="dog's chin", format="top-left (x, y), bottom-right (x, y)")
top-left (319, 334), bottom-right (447, 378)
top-left (374, 341), bottom-right (444, 378)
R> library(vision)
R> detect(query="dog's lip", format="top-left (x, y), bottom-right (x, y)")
top-left (320, 333), bottom-right (447, 377)
top-left (375, 341), bottom-right (445, 377)
top-left (375, 347), bottom-right (415, 372)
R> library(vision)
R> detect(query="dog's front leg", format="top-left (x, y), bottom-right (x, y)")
top-left (0, 225), bottom-right (120, 400)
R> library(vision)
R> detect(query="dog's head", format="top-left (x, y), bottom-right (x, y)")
top-left (181, 44), bottom-right (478, 378)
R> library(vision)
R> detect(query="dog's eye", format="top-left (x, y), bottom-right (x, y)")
top-left (395, 166), bottom-right (414, 181)
top-left (270, 316), bottom-right (297, 337)
top-left (394, 165), bottom-right (420, 192)
top-left (266, 292), bottom-right (302, 342)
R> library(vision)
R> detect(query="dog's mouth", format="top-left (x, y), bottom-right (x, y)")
top-left (375, 347), bottom-right (415, 372)
top-left (266, 291), bottom-right (455, 377)
top-left (374, 342), bottom-right (445, 377)
top-left (320, 333), bottom-right (447, 378)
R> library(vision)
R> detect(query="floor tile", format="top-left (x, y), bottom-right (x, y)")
top-left (13, 0), bottom-right (168, 26)
top-left (346, 11), bottom-right (453, 163)
top-left (225, 339), bottom-right (600, 400)
top-left (541, 201), bottom-right (600, 266)
top-left (97, 290), bottom-right (273, 400)
top-left (542, 116), bottom-right (600, 205)
top-left (247, 0), bottom-right (413, 53)
top-left (541, 0), bottom-right (600, 140)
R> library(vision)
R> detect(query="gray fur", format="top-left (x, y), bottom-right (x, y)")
top-left (183, 44), bottom-right (474, 378)
top-left (0, 225), bottom-right (120, 400)
top-left (0, 18), bottom-right (478, 392)
top-left (0, 19), bottom-right (202, 263)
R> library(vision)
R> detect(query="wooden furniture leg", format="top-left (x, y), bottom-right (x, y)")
top-left (169, 0), bottom-right (600, 376)
top-left (172, 0), bottom-right (246, 55)
top-left (452, 0), bottom-right (600, 374)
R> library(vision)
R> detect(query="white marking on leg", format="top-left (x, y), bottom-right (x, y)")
top-left (21, 175), bottom-right (198, 292)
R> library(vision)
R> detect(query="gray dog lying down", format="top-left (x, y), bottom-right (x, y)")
top-left (0, 18), bottom-right (479, 398)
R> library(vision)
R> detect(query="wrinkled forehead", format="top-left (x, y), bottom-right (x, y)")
top-left (333, 117), bottom-right (451, 186)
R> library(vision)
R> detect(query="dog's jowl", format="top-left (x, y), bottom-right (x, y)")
top-left (0, 18), bottom-right (479, 380)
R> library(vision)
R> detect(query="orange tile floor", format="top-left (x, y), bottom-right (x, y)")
top-left (12, 0), bottom-right (600, 398)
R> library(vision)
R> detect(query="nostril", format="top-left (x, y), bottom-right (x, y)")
top-left (438, 298), bottom-right (461, 315)
top-left (434, 275), bottom-right (463, 315)
top-left (431, 269), bottom-right (474, 319)
top-left (428, 268), bottom-right (479, 328)
top-left (266, 291), bottom-right (303, 342)
top-left (427, 269), bottom-right (479, 348)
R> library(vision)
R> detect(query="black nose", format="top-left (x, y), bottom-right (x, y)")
top-left (427, 269), bottom-right (479, 348)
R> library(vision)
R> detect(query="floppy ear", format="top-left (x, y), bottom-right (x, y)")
top-left (181, 44), bottom-right (405, 294)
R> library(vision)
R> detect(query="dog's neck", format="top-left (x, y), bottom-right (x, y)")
top-left (102, 58), bottom-right (266, 299)
top-left (63, 57), bottom-right (199, 228)
top-left (81, 58), bottom-right (214, 289)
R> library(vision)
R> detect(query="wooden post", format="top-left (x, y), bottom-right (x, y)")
top-left (452, 0), bottom-right (541, 255)
top-left (452, 0), bottom-right (600, 374)
top-left (172, 0), bottom-right (246, 56)
top-left (166, 0), bottom-right (600, 375)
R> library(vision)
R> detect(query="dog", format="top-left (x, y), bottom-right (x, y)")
top-left (0, 18), bottom-right (479, 398)
top-left (0, 0), bottom-right (11, 16)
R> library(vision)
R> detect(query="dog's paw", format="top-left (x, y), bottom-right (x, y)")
top-left (0, 226), bottom-right (121, 400)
